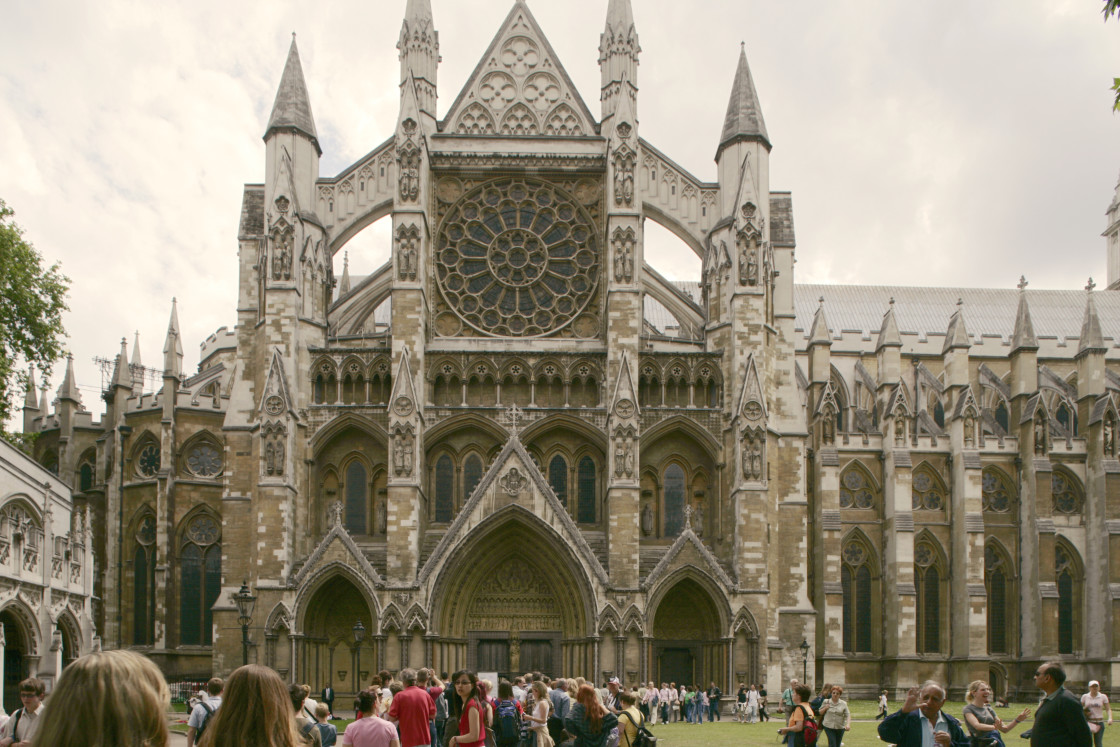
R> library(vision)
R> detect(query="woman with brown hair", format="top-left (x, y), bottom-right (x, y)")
top-left (33, 649), bottom-right (170, 747)
top-left (564, 684), bottom-right (619, 747)
top-left (199, 664), bottom-right (303, 747)
top-left (448, 671), bottom-right (487, 747)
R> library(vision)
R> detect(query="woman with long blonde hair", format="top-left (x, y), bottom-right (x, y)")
top-left (199, 664), bottom-right (303, 747)
top-left (522, 680), bottom-right (554, 747)
top-left (33, 649), bottom-right (170, 747)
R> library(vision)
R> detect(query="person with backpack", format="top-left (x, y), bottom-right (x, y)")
top-left (777, 684), bottom-right (817, 747)
top-left (523, 681), bottom-right (554, 747)
top-left (291, 683), bottom-right (324, 746)
top-left (187, 677), bottom-right (224, 747)
top-left (616, 692), bottom-right (643, 747)
top-left (491, 681), bottom-right (524, 747)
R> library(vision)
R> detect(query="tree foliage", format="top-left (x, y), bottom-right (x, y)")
top-left (0, 199), bottom-right (69, 433)
top-left (1107, 0), bottom-right (1120, 111)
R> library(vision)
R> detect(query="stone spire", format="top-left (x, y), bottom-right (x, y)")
top-left (942, 298), bottom-right (970, 354)
top-left (57, 353), bottom-right (81, 404)
top-left (808, 297), bottom-right (831, 345)
top-left (876, 298), bottom-right (902, 351)
top-left (599, 0), bottom-right (639, 122)
top-left (130, 330), bottom-right (144, 394)
top-left (399, 0), bottom-right (438, 119)
top-left (265, 35), bottom-right (320, 154)
top-left (1079, 278), bottom-right (1106, 355)
top-left (111, 336), bottom-right (132, 390)
top-left (23, 365), bottom-right (38, 409)
top-left (1010, 276), bottom-right (1038, 352)
top-left (339, 251), bottom-right (351, 296)
top-left (718, 43), bottom-right (770, 158)
top-left (163, 298), bottom-right (184, 378)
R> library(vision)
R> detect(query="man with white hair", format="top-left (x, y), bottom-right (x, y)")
top-left (877, 681), bottom-right (969, 747)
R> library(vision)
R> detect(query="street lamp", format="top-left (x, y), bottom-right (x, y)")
top-left (235, 580), bottom-right (256, 666)
top-left (799, 639), bottom-right (810, 685)
top-left (352, 620), bottom-right (366, 692)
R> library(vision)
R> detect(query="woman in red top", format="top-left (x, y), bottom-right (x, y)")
top-left (449, 671), bottom-right (486, 747)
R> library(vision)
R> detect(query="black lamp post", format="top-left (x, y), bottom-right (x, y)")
top-left (116, 424), bottom-right (132, 647)
top-left (352, 620), bottom-right (366, 692)
top-left (799, 639), bottom-right (810, 685)
top-left (235, 580), bottom-right (256, 666)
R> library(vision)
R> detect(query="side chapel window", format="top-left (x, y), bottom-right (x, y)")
top-left (841, 541), bottom-right (872, 653)
top-left (134, 515), bottom-right (156, 645)
top-left (180, 515), bottom-right (221, 646)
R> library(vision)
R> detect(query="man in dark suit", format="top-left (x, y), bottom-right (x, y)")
top-left (322, 682), bottom-right (335, 720)
top-left (1030, 661), bottom-right (1092, 746)
top-left (877, 682), bottom-right (970, 747)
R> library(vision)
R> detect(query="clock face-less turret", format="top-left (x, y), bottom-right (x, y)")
top-left (435, 177), bottom-right (600, 338)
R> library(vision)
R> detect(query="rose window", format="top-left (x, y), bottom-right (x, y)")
top-left (839, 470), bottom-right (874, 509)
top-left (187, 444), bottom-right (223, 478)
top-left (435, 178), bottom-right (600, 337)
top-left (137, 443), bottom-right (160, 478)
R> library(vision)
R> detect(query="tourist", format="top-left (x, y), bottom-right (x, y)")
top-left (548, 679), bottom-right (571, 744)
top-left (781, 679), bottom-right (797, 722)
top-left (199, 664), bottom-right (304, 747)
top-left (667, 683), bottom-right (678, 723)
top-left (642, 682), bottom-right (658, 725)
top-left (389, 668), bottom-right (437, 747)
top-left (32, 650), bottom-right (168, 747)
top-left (778, 683), bottom-right (816, 747)
top-left (604, 678), bottom-right (621, 715)
top-left (962, 680), bottom-right (1030, 744)
top-left (758, 683), bottom-right (769, 722)
top-left (817, 685), bottom-right (851, 747)
top-left (1082, 679), bottom-right (1113, 747)
top-left (343, 689), bottom-right (400, 747)
top-left (425, 671), bottom-right (445, 747)
top-left (564, 684), bottom-right (618, 747)
top-left (292, 683), bottom-right (324, 746)
top-left (0, 677), bottom-right (45, 747)
top-left (616, 692), bottom-right (642, 747)
top-left (809, 684), bottom-right (830, 714)
top-left (187, 677), bottom-right (224, 747)
top-left (875, 690), bottom-right (888, 720)
top-left (316, 704), bottom-right (339, 747)
top-left (323, 683), bottom-right (337, 721)
top-left (523, 680), bottom-right (554, 747)
top-left (735, 683), bottom-right (748, 723)
top-left (448, 672), bottom-right (486, 747)
top-left (747, 684), bottom-right (760, 724)
top-left (1030, 662), bottom-right (1091, 746)
top-left (706, 681), bottom-right (721, 722)
top-left (876, 682), bottom-right (968, 747)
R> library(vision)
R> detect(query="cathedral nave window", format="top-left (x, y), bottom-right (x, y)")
top-left (840, 539), bottom-right (874, 653)
top-left (1055, 542), bottom-right (1082, 654)
top-left (179, 514), bottom-right (221, 646)
top-left (133, 513), bottom-right (156, 646)
top-left (914, 539), bottom-right (945, 654)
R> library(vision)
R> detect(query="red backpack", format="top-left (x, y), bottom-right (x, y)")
top-left (798, 704), bottom-right (820, 746)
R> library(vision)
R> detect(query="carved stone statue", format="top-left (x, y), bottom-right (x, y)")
top-left (964, 412), bottom-right (975, 447)
top-left (397, 226), bottom-right (419, 281)
top-left (822, 412), bottom-right (836, 445)
top-left (1034, 414), bottom-right (1047, 455)
top-left (393, 431), bottom-right (414, 477)
top-left (895, 415), bottom-right (906, 446)
top-left (693, 502), bottom-right (705, 537)
top-left (640, 503), bottom-right (653, 537)
top-left (377, 499), bottom-right (387, 534)
top-left (397, 135), bottom-right (421, 203)
top-left (613, 143), bottom-right (635, 207)
top-left (1106, 415), bottom-right (1116, 457)
top-left (747, 248), bottom-right (758, 286)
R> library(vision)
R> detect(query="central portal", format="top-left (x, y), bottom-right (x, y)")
top-left (465, 561), bottom-right (562, 677)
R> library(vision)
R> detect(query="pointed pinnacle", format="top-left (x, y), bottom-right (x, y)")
top-left (718, 43), bottom-right (770, 156)
top-left (58, 353), bottom-right (81, 403)
top-left (24, 365), bottom-right (38, 408)
top-left (112, 336), bottom-right (132, 389)
top-left (943, 302), bottom-right (970, 354)
top-left (164, 298), bottom-right (184, 377)
top-left (265, 36), bottom-right (320, 152)
top-left (877, 301), bottom-right (902, 351)
top-left (1079, 284), bottom-right (1106, 355)
top-left (1011, 285), bottom-right (1038, 353)
top-left (809, 298), bottom-right (831, 345)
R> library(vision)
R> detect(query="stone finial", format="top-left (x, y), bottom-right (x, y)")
top-left (808, 297), bottom-right (831, 345)
top-left (942, 299), bottom-right (970, 354)
top-left (329, 501), bottom-right (344, 528)
top-left (1087, 277), bottom-right (1097, 293)
top-left (1017, 275), bottom-right (1028, 291)
top-left (1079, 281), bottom-right (1106, 355)
top-left (1011, 280), bottom-right (1038, 353)
top-left (683, 503), bottom-right (693, 530)
top-left (877, 299), bottom-right (902, 351)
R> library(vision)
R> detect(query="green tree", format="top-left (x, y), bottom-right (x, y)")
top-left (1107, 0), bottom-right (1120, 111)
top-left (0, 199), bottom-right (69, 434)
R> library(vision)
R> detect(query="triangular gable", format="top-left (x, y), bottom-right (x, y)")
top-left (388, 346), bottom-right (422, 421)
top-left (260, 349), bottom-right (295, 417)
top-left (951, 384), bottom-right (980, 420)
top-left (703, 237), bottom-right (732, 280)
top-left (814, 381), bottom-right (839, 419)
top-left (1090, 392), bottom-right (1119, 426)
top-left (736, 353), bottom-right (768, 424)
top-left (269, 146), bottom-right (301, 217)
top-left (290, 503), bottom-right (384, 588)
top-left (609, 352), bottom-right (640, 419)
top-left (641, 519), bottom-right (734, 590)
top-left (884, 383), bottom-right (911, 418)
top-left (417, 432), bottom-right (609, 588)
top-left (442, 2), bottom-right (597, 137)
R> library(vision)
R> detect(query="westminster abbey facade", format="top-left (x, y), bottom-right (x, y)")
top-left (18, 0), bottom-right (1120, 700)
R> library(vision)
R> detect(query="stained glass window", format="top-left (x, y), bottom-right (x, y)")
top-left (548, 455), bottom-right (568, 506)
top-left (435, 456), bottom-right (454, 523)
top-left (577, 457), bottom-right (596, 524)
top-left (345, 461), bottom-right (368, 534)
top-left (664, 464), bottom-right (686, 536)
top-left (840, 468), bottom-right (875, 509)
top-left (180, 516), bottom-right (220, 646)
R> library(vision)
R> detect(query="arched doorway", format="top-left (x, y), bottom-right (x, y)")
top-left (0, 609), bottom-right (31, 711)
top-left (301, 575), bottom-right (374, 698)
top-left (651, 577), bottom-right (724, 687)
top-left (432, 512), bottom-right (594, 679)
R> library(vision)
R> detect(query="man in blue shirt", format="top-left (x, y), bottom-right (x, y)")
top-left (877, 682), bottom-right (968, 747)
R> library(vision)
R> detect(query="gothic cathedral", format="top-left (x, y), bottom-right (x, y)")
top-left (20, 0), bottom-right (1120, 699)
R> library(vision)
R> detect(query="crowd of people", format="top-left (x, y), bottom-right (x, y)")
top-left (0, 652), bottom-right (1114, 747)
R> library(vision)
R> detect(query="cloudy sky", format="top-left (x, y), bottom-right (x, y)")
top-left (1, 0), bottom-right (1118, 416)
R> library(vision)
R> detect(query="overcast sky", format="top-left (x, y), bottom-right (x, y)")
top-left (1, 0), bottom-right (1118, 416)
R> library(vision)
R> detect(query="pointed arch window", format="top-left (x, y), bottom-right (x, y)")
top-left (985, 544), bottom-right (1009, 654)
top-left (577, 457), bottom-right (596, 524)
top-left (982, 467), bottom-right (1013, 513)
top-left (434, 455), bottom-right (454, 523)
top-left (180, 514), bottom-right (221, 646)
top-left (994, 401), bottom-right (1010, 433)
top-left (1056, 402), bottom-right (1077, 436)
top-left (1056, 544), bottom-right (1081, 654)
top-left (344, 461), bottom-right (368, 534)
top-left (932, 400), bottom-right (946, 429)
top-left (839, 466), bottom-right (876, 509)
top-left (463, 454), bottom-right (483, 503)
top-left (911, 467), bottom-right (945, 510)
top-left (663, 464), bottom-right (686, 537)
top-left (133, 514), bottom-right (156, 646)
top-left (841, 540), bottom-right (873, 653)
top-left (77, 454), bottom-right (95, 492)
top-left (1052, 471), bottom-right (1083, 515)
top-left (548, 455), bottom-right (568, 506)
top-left (915, 540), bottom-right (942, 654)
